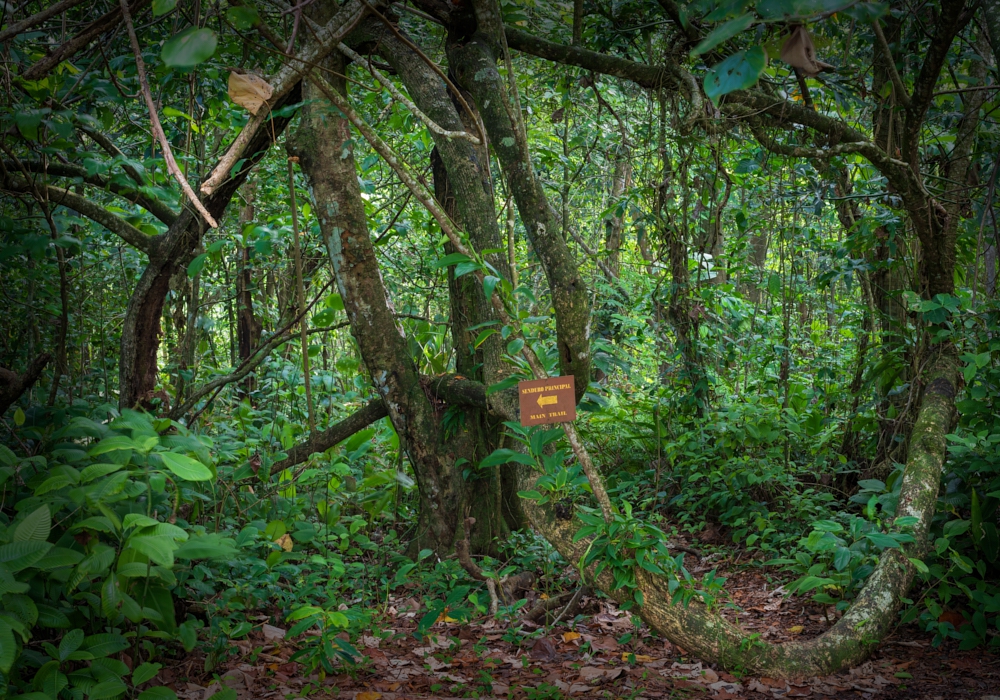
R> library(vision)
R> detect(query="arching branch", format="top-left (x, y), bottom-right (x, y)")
top-left (6, 181), bottom-right (155, 253)
top-left (6, 160), bottom-right (178, 226)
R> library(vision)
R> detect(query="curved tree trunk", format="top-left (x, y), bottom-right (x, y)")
top-left (118, 84), bottom-right (302, 410)
top-left (522, 349), bottom-right (959, 678)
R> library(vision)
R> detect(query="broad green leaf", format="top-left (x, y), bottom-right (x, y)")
top-left (0, 540), bottom-right (52, 572)
top-left (127, 536), bottom-right (178, 568)
top-left (757, 0), bottom-right (851, 21)
top-left (864, 532), bottom-right (900, 549)
top-left (704, 46), bottom-right (767, 105)
top-left (152, 0), bottom-right (176, 15)
top-left (691, 13), bottom-right (754, 56)
top-left (187, 253), bottom-right (208, 278)
top-left (58, 628), bottom-right (84, 661)
top-left (89, 678), bottom-right (128, 700)
top-left (161, 27), bottom-right (218, 70)
top-left (0, 618), bottom-right (15, 674)
top-left (226, 6), bottom-right (260, 29)
top-left (34, 547), bottom-right (84, 570)
top-left (13, 504), bottom-right (51, 542)
top-left (133, 662), bottom-right (163, 686)
top-left (173, 534), bottom-right (239, 561)
top-left (158, 452), bottom-right (212, 481)
top-left (479, 448), bottom-right (536, 469)
top-left (13, 407), bottom-right (25, 426)
top-left (83, 632), bottom-right (130, 658)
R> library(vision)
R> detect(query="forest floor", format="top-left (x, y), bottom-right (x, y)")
top-left (158, 562), bottom-right (1000, 700)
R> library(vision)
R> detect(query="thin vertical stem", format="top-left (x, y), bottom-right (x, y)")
top-left (288, 159), bottom-right (315, 432)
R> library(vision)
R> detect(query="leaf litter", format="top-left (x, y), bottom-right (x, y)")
top-left (152, 565), bottom-right (998, 699)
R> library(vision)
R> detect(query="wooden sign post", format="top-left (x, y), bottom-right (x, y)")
top-left (518, 376), bottom-right (576, 426)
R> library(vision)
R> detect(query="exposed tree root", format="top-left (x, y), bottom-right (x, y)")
top-left (521, 349), bottom-right (959, 679)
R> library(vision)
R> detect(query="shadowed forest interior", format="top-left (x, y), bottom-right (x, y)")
top-left (2, 0), bottom-right (1000, 697)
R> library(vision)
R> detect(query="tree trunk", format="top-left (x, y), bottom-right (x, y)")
top-left (448, 32), bottom-right (592, 400)
top-left (362, 20), bottom-right (530, 536)
top-left (288, 57), bottom-right (484, 556)
top-left (118, 83), bottom-right (300, 410)
top-left (0, 354), bottom-right (51, 415)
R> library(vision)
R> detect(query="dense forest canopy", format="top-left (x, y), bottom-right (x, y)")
top-left (1, 0), bottom-right (999, 695)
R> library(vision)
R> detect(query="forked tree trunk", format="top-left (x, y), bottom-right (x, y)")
top-left (289, 57), bottom-right (491, 556)
top-left (521, 350), bottom-right (959, 678)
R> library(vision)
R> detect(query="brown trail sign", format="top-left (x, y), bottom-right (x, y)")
top-left (518, 376), bottom-right (576, 426)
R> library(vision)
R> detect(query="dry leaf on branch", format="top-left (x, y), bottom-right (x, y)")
top-left (780, 25), bottom-right (835, 77)
top-left (228, 71), bottom-right (274, 115)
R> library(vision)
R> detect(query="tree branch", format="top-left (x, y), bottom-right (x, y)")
top-left (0, 353), bottom-right (51, 415)
top-left (79, 126), bottom-right (149, 189)
top-left (0, 0), bottom-right (90, 44)
top-left (7, 181), bottom-right (155, 253)
top-left (871, 19), bottom-right (911, 107)
top-left (271, 399), bottom-right (389, 472)
top-left (21, 0), bottom-right (150, 81)
top-left (200, 0), bottom-right (368, 196)
top-left (120, 0), bottom-right (217, 228)
top-left (7, 160), bottom-right (178, 226)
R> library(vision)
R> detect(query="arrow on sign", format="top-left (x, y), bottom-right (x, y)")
top-left (537, 395), bottom-right (558, 407)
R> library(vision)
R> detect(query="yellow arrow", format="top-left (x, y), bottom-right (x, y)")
top-left (537, 395), bottom-right (558, 407)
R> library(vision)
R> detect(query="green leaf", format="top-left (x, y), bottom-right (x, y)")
top-left (479, 448), bottom-right (536, 469)
top-left (704, 46), bottom-right (767, 105)
top-left (89, 435), bottom-right (138, 456)
top-left (486, 375), bottom-right (520, 396)
top-left (0, 540), bottom-right (52, 572)
top-left (151, 0), bottom-right (176, 15)
top-left (206, 688), bottom-right (238, 700)
top-left (58, 628), bottom-right (84, 661)
top-left (864, 532), bottom-right (900, 549)
top-left (173, 534), bottom-right (239, 561)
top-left (483, 275), bottom-right (501, 302)
top-left (178, 621), bottom-right (197, 652)
top-left (83, 633), bottom-right (129, 658)
top-left (161, 27), bottom-right (218, 70)
top-left (842, 2), bottom-right (889, 21)
top-left (0, 618), bottom-right (16, 674)
top-left (13, 407), bottom-right (25, 426)
top-left (15, 109), bottom-right (48, 141)
top-left (187, 253), bottom-right (208, 278)
top-left (506, 338), bottom-right (525, 355)
top-left (35, 547), bottom-right (84, 570)
top-left (13, 504), bottom-right (51, 542)
top-left (907, 556), bottom-right (929, 574)
top-left (691, 13), bottom-right (754, 56)
top-left (757, 0), bottom-right (852, 21)
top-left (139, 688), bottom-right (178, 700)
top-left (158, 452), bottom-right (212, 481)
top-left (89, 678), bottom-right (128, 699)
top-left (226, 6), bottom-right (259, 29)
top-left (432, 252), bottom-right (473, 269)
top-left (127, 536), bottom-right (178, 568)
